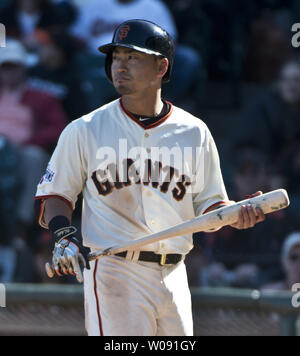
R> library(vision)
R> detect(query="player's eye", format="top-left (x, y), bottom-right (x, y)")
top-left (128, 54), bottom-right (138, 60)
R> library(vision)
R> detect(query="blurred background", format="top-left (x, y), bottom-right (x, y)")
top-left (0, 0), bottom-right (300, 336)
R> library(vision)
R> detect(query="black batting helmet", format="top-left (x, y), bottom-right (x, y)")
top-left (98, 19), bottom-right (175, 83)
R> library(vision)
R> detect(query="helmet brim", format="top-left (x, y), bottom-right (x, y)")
top-left (98, 43), bottom-right (163, 58)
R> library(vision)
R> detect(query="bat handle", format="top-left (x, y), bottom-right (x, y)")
top-left (88, 247), bottom-right (113, 261)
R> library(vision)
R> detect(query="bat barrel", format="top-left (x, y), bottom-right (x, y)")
top-left (196, 188), bottom-right (290, 231)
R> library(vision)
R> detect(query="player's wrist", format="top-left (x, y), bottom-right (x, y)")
top-left (48, 215), bottom-right (71, 232)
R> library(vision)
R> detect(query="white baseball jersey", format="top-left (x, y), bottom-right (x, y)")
top-left (35, 98), bottom-right (228, 256)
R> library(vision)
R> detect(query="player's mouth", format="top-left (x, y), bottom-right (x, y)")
top-left (115, 75), bottom-right (131, 82)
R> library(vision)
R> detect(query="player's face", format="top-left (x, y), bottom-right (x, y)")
top-left (111, 47), bottom-right (165, 95)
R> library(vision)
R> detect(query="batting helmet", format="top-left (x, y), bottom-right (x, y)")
top-left (98, 19), bottom-right (175, 83)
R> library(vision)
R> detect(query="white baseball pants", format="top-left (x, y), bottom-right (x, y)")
top-left (83, 254), bottom-right (193, 336)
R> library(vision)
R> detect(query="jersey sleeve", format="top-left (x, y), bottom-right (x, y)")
top-left (193, 126), bottom-right (229, 216)
top-left (35, 121), bottom-right (87, 228)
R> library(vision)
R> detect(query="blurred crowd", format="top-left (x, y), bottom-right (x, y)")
top-left (0, 0), bottom-right (299, 288)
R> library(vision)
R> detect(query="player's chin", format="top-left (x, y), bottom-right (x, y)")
top-left (114, 84), bottom-right (134, 95)
top-left (113, 79), bottom-right (135, 94)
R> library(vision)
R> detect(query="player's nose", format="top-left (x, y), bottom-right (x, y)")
top-left (113, 58), bottom-right (129, 73)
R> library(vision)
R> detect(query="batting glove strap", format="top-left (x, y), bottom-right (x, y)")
top-left (53, 226), bottom-right (78, 244)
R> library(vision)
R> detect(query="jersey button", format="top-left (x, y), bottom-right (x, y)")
top-left (146, 148), bottom-right (151, 154)
top-left (144, 132), bottom-right (150, 138)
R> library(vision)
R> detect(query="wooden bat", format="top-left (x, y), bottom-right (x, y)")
top-left (88, 189), bottom-right (290, 261)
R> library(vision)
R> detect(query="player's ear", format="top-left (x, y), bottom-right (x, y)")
top-left (157, 57), bottom-right (169, 80)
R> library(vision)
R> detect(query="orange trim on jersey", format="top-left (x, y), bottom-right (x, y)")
top-left (119, 98), bottom-right (173, 130)
top-left (93, 259), bottom-right (104, 336)
top-left (35, 195), bottom-right (74, 228)
top-left (203, 201), bottom-right (231, 214)
top-left (37, 199), bottom-right (46, 227)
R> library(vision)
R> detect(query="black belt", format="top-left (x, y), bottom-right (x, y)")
top-left (115, 251), bottom-right (183, 266)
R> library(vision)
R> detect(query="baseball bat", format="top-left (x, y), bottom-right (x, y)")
top-left (88, 189), bottom-right (290, 261)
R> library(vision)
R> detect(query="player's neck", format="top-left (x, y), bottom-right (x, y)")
top-left (121, 90), bottom-right (164, 117)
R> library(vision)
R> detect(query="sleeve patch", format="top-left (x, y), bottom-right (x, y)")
top-left (40, 164), bottom-right (56, 184)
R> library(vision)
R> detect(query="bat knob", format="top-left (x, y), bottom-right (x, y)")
top-left (45, 262), bottom-right (55, 278)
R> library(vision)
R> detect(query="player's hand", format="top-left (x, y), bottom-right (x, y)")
top-left (230, 191), bottom-right (266, 230)
top-left (45, 226), bottom-right (90, 283)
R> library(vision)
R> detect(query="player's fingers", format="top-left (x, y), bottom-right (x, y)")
top-left (45, 263), bottom-right (55, 278)
top-left (240, 205), bottom-right (250, 228)
top-left (60, 257), bottom-right (69, 275)
top-left (245, 191), bottom-right (263, 200)
top-left (232, 203), bottom-right (266, 230)
top-left (55, 265), bottom-right (63, 277)
top-left (52, 256), bottom-right (63, 277)
top-left (255, 207), bottom-right (266, 223)
top-left (78, 253), bottom-right (87, 269)
top-left (238, 205), bottom-right (255, 229)
top-left (252, 191), bottom-right (263, 197)
top-left (67, 263), bottom-right (76, 276)
top-left (231, 208), bottom-right (243, 229)
top-left (231, 206), bottom-right (244, 229)
top-left (239, 205), bottom-right (247, 228)
top-left (64, 268), bottom-right (70, 275)
top-left (62, 253), bottom-right (74, 275)
top-left (246, 204), bottom-right (257, 227)
top-left (62, 250), bottom-right (76, 276)
top-left (67, 262), bottom-right (76, 276)
top-left (58, 258), bottom-right (69, 276)
top-left (70, 256), bottom-right (84, 283)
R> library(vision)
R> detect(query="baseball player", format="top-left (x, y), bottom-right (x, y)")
top-left (35, 20), bottom-right (265, 336)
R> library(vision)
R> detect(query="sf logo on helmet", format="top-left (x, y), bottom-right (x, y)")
top-left (119, 25), bottom-right (130, 41)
